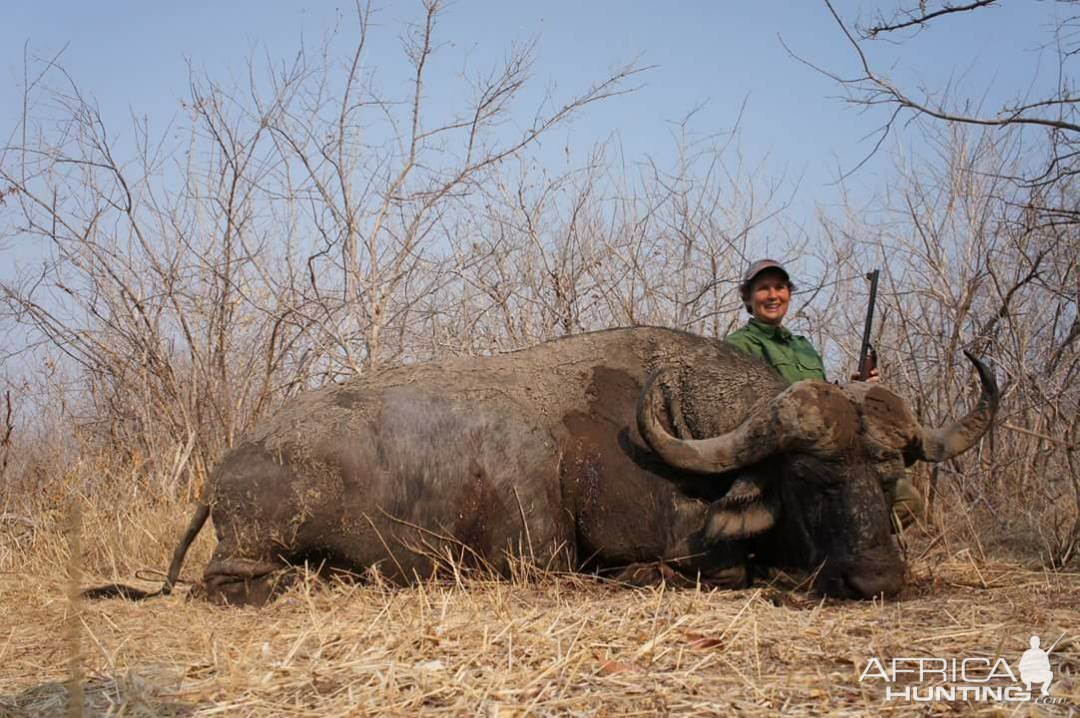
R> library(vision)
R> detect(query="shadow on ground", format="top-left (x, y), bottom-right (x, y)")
top-left (0, 666), bottom-right (198, 718)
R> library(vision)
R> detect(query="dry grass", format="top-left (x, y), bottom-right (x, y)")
top-left (1, 497), bottom-right (1078, 717)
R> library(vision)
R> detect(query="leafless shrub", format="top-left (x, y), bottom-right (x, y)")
top-left (809, 0), bottom-right (1080, 226)
top-left (0, 2), bottom-right (654, 486)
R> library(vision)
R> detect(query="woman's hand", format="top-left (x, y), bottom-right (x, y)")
top-left (850, 367), bottom-right (881, 383)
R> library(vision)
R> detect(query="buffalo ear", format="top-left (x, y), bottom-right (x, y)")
top-left (701, 477), bottom-right (777, 540)
top-left (703, 499), bottom-right (777, 540)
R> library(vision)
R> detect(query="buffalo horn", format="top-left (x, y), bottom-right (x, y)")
top-left (636, 371), bottom-right (787, 474)
top-left (909, 351), bottom-right (1000, 463)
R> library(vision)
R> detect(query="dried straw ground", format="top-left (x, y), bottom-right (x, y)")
top-left (0, 506), bottom-right (1077, 717)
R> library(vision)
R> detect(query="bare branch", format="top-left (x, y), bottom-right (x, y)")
top-left (863, 0), bottom-right (999, 38)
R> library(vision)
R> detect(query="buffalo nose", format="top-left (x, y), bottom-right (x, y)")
top-left (844, 562), bottom-right (905, 599)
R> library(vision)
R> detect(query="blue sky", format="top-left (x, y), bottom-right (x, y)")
top-left (0, 1), bottom-right (1064, 386)
top-left (2, 1), bottom-right (1057, 217)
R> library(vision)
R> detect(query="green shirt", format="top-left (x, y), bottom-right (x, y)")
top-left (725, 318), bottom-right (826, 384)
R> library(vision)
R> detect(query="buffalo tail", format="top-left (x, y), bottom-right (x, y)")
top-left (81, 502), bottom-right (210, 601)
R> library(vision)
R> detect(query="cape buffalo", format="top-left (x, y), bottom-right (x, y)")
top-left (87, 327), bottom-right (997, 605)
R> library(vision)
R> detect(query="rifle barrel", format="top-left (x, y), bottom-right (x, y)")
top-left (858, 270), bottom-right (880, 380)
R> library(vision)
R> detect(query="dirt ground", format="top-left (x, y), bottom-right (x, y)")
top-left (0, 551), bottom-right (1076, 717)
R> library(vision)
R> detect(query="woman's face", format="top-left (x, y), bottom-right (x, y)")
top-left (748, 271), bottom-right (790, 326)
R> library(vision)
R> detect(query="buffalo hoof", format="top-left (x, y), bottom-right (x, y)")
top-left (203, 571), bottom-right (296, 607)
top-left (697, 563), bottom-right (750, 589)
top-left (610, 562), bottom-right (723, 589)
top-left (201, 557), bottom-right (295, 607)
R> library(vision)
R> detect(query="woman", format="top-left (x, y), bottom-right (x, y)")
top-left (723, 259), bottom-right (843, 383)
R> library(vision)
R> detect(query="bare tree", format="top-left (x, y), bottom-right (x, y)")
top-left (0, 1), bottom-right (646, 489)
top-left (802, 0), bottom-right (1080, 225)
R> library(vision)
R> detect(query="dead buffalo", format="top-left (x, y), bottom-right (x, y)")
top-left (87, 327), bottom-right (997, 605)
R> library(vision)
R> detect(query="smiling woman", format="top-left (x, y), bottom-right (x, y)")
top-left (723, 259), bottom-right (826, 385)
top-left (743, 259), bottom-right (792, 325)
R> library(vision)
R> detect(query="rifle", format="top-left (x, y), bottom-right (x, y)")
top-left (857, 269), bottom-right (880, 381)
